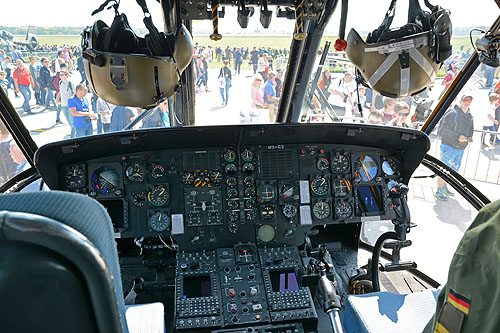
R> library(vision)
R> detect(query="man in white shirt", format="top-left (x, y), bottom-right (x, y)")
top-left (55, 69), bottom-right (76, 137)
top-left (481, 93), bottom-right (500, 148)
top-left (327, 71), bottom-right (355, 119)
top-left (257, 53), bottom-right (269, 81)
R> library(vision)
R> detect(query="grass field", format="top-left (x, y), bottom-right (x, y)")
top-left (18, 34), bottom-right (474, 75)
top-left (19, 35), bottom-right (475, 53)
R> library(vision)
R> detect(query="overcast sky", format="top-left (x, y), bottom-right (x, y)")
top-left (3, 0), bottom-right (498, 34)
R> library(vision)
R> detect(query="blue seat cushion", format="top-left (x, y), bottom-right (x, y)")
top-left (344, 289), bottom-right (440, 333)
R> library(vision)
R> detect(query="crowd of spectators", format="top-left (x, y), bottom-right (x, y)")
top-left (0, 44), bottom-right (171, 140)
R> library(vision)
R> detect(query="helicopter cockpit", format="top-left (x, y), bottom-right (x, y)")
top-left (1, 0), bottom-right (500, 332)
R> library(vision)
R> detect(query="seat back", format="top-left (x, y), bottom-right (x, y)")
top-left (0, 191), bottom-right (128, 333)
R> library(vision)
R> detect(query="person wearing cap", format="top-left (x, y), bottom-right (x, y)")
top-left (29, 56), bottom-right (41, 105)
top-left (263, 71), bottom-right (280, 122)
top-left (435, 94), bottom-right (474, 201)
top-left (327, 71), bottom-right (355, 119)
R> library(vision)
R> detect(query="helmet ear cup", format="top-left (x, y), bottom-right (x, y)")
top-left (92, 20), bottom-right (109, 51)
top-left (103, 13), bottom-right (140, 53)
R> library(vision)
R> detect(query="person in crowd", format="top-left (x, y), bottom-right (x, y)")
top-left (352, 85), bottom-right (368, 119)
top-left (312, 69), bottom-right (332, 110)
top-left (380, 97), bottom-right (397, 123)
top-left (11, 46), bottom-right (23, 62)
top-left (3, 56), bottom-right (19, 98)
top-left (218, 74), bottom-right (226, 106)
top-left (55, 69), bottom-right (76, 135)
top-left (493, 98), bottom-right (500, 146)
top-left (68, 84), bottom-right (97, 137)
top-left (367, 109), bottom-right (384, 125)
top-left (225, 46), bottom-right (232, 65)
top-left (95, 96), bottom-right (114, 133)
top-left (37, 57), bottom-right (46, 105)
top-left (250, 47), bottom-right (259, 74)
top-left (250, 74), bottom-right (266, 109)
top-left (28, 56), bottom-right (41, 105)
top-left (327, 71), bottom-right (355, 119)
top-left (142, 100), bottom-right (170, 128)
top-left (481, 93), bottom-right (499, 148)
top-left (218, 60), bottom-right (232, 106)
top-left (0, 50), bottom-right (5, 64)
top-left (234, 47), bottom-right (242, 75)
top-left (76, 52), bottom-right (88, 87)
top-left (483, 64), bottom-right (496, 88)
top-left (258, 53), bottom-right (269, 82)
top-left (0, 71), bottom-right (8, 93)
top-left (201, 55), bottom-right (209, 92)
top-left (435, 95), bottom-right (474, 201)
top-left (392, 101), bottom-right (410, 128)
top-left (54, 50), bottom-right (65, 74)
top-left (0, 121), bottom-right (17, 184)
top-left (39, 57), bottom-right (57, 110)
top-left (438, 62), bottom-right (459, 100)
top-left (275, 69), bottom-right (283, 98)
top-left (13, 59), bottom-right (35, 115)
top-left (110, 105), bottom-right (135, 132)
top-left (263, 71), bottom-right (280, 122)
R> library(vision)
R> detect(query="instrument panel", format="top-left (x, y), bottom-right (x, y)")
top-left (36, 124), bottom-right (429, 251)
top-left (58, 143), bottom-right (402, 249)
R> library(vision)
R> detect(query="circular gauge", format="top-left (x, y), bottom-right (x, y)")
top-left (149, 211), bottom-right (170, 232)
top-left (382, 158), bottom-right (398, 176)
top-left (226, 176), bottom-right (237, 187)
top-left (332, 179), bottom-right (351, 197)
top-left (244, 176), bottom-right (255, 187)
top-left (241, 149), bottom-right (254, 162)
top-left (182, 172), bottom-right (194, 185)
top-left (313, 201), bottom-right (331, 220)
top-left (279, 183), bottom-right (295, 200)
top-left (125, 163), bottom-right (145, 182)
top-left (227, 200), bottom-right (239, 210)
top-left (225, 163), bottom-right (238, 174)
top-left (354, 155), bottom-right (379, 182)
top-left (282, 203), bottom-right (298, 219)
top-left (91, 167), bottom-right (120, 195)
top-left (316, 157), bottom-right (330, 172)
top-left (242, 162), bottom-right (255, 173)
top-left (228, 211), bottom-right (240, 222)
top-left (210, 170), bottom-right (223, 184)
top-left (224, 149), bottom-right (237, 162)
top-left (148, 185), bottom-right (169, 206)
top-left (244, 187), bottom-right (256, 197)
top-left (245, 199), bottom-right (256, 209)
top-left (335, 201), bottom-right (353, 220)
top-left (237, 247), bottom-right (254, 262)
top-left (64, 165), bottom-right (86, 188)
top-left (245, 209), bottom-right (257, 221)
top-left (194, 171), bottom-right (211, 187)
top-left (331, 153), bottom-right (350, 173)
top-left (261, 205), bottom-right (275, 220)
top-left (258, 225), bottom-right (275, 242)
top-left (257, 184), bottom-right (276, 203)
top-left (310, 176), bottom-right (330, 196)
top-left (151, 164), bottom-right (165, 179)
top-left (131, 191), bottom-right (146, 207)
top-left (227, 188), bottom-right (238, 199)
top-left (228, 222), bottom-right (239, 233)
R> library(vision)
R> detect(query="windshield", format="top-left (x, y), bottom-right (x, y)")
top-left (1, 0), bottom-right (500, 284)
top-left (0, 0), bottom-right (496, 145)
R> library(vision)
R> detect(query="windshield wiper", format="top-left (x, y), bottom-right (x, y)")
top-left (123, 107), bottom-right (157, 131)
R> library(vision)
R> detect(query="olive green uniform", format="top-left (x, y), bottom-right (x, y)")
top-left (424, 199), bottom-right (500, 333)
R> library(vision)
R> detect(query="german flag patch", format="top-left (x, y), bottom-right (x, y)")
top-left (434, 289), bottom-right (471, 333)
top-left (447, 289), bottom-right (471, 314)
